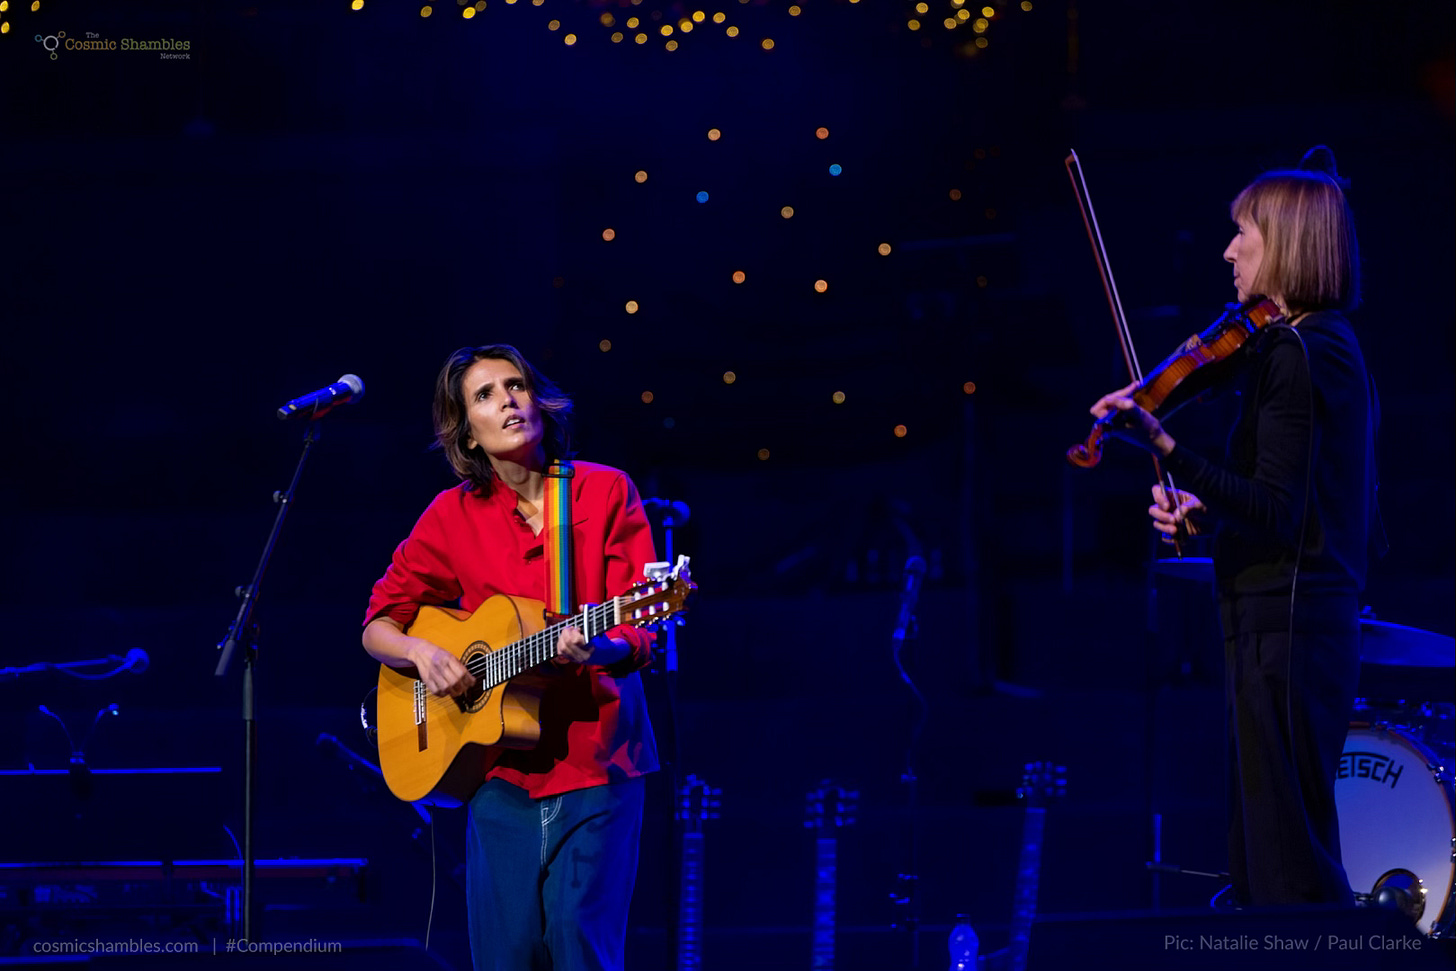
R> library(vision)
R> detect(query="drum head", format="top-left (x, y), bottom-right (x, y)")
top-left (1337, 725), bottom-right (1455, 935)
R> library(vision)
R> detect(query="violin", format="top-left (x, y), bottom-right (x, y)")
top-left (1061, 150), bottom-right (1279, 555)
top-left (1066, 297), bottom-right (1285, 468)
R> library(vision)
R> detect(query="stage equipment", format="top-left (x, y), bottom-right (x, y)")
top-left (275, 374), bottom-right (364, 421)
top-left (887, 554), bottom-right (927, 968)
top-left (1337, 723), bottom-right (1455, 937)
top-left (215, 376), bottom-right (360, 937)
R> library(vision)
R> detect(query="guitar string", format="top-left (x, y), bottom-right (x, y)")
top-left (413, 588), bottom-right (679, 714)
top-left (414, 599), bottom-right (619, 715)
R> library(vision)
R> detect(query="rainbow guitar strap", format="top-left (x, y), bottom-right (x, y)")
top-left (542, 460), bottom-right (575, 619)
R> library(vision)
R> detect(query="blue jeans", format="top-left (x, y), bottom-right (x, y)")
top-left (465, 777), bottom-right (645, 971)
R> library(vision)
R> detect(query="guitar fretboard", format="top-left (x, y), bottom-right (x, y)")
top-left (677, 831), bottom-right (705, 971)
top-left (812, 836), bottom-right (837, 970)
top-left (1008, 806), bottom-right (1046, 971)
top-left (463, 599), bottom-right (621, 689)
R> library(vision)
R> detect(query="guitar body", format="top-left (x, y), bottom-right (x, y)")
top-left (369, 558), bottom-right (696, 808)
top-left (375, 594), bottom-right (550, 807)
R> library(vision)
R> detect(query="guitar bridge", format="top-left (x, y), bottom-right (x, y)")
top-left (414, 680), bottom-right (427, 751)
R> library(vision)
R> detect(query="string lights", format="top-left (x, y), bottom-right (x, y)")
top-left (326, 4), bottom-right (1017, 464)
top-left (341, 0), bottom-right (803, 54)
top-left (584, 110), bottom-right (1000, 463)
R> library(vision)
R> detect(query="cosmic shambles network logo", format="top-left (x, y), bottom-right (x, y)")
top-left (35, 30), bottom-right (191, 60)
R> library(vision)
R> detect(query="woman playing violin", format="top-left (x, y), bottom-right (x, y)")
top-left (1090, 147), bottom-right (1381, 907)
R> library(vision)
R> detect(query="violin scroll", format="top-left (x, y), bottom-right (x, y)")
top-left (1066, 429), bottom-right (1105, 469)
top-left (1065, 298), bottom-right (1283, 469)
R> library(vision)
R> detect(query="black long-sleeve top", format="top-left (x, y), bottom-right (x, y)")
top-left (1162, 311), bottom-right (1378, 632)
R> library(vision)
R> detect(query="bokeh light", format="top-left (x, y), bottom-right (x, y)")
top-left (878, 243), bottom-right (892, 256)
top-left (625, 300), bottom-right (640, 314)
top-left (894, 425), bottom-right (908, 438)
top-left (723, 371), bottom-right (737, 385)
top-left (732, 270), bottom-right (746, 284)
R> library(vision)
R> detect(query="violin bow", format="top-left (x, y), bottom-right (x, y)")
top-left (1064, 150), bottom-right (1185, 556)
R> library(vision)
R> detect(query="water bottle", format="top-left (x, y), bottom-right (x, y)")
top-left (948, 913), bottom-right (979, 971)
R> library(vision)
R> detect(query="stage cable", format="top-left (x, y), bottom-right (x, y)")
top-left (425, 807), bottom-right (438, 951)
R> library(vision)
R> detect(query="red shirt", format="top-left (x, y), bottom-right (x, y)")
top-left (365, 462), bottom-right (660, 798)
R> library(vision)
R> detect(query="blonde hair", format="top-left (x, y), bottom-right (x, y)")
top-left (1231, 160), bottom-right (1359, 313)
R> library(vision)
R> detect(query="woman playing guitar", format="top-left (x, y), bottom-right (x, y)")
top-left (362, 344), bottom-right (660, 970)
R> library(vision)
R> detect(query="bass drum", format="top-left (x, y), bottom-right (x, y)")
top-left (1337, 724), bottom-right (1455, 936)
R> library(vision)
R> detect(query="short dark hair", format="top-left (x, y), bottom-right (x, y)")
top-left (432, 344), bottom-right (573, 492)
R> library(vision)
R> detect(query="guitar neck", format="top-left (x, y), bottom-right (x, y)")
top-left (677, 831), bottom-right (705, 971)
top-left (811, 836), bottom-right (838, 971)
top-left (467, 599), bottom-right (620, 688)
top-left (1007, 807), bottom-right (1047, 971)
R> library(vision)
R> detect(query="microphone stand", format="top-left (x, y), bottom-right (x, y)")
top-left (890, 556), bottom-right (928, 971)
top-left (213, 420), bottom-right (322, 939)
top-left (644, 497), bottom-right (687, 967)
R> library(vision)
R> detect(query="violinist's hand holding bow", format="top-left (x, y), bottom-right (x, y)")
top-left (1149, 484), bottom-right (1206, 544)
top-left (1089, 381), bottom-right (1178, 457)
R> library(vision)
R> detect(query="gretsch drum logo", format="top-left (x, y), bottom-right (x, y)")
top-left (1337, 750), bottom-right (1404, 789)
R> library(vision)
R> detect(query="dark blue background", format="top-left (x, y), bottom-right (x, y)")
top-left (2, 1), bottom-right (1452, 967)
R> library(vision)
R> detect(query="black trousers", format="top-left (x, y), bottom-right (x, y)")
top-left (1221, 594), bottom-right (1361, 905)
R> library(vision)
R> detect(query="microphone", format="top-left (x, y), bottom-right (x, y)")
top-left (277, 374), bottom-right (364, 421)
top-left (893, 555), bottom-right (927, 645)
top-left (642, 497), bottom-right (691, 525)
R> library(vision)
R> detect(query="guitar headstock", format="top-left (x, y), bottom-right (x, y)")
top-left (622, 556), bottom-right (696, 630)
top-left (677, 773), bottom-right (720, 835)
top-left (1017, 762), bottom-right (1067, 809)
top-left (804, 779), bottom-right (859, 833)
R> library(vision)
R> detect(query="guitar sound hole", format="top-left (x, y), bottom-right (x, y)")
top-left (458, 642), bottom-right (494, 714)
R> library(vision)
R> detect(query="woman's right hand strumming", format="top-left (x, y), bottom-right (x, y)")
top-left (1149, 484), bottom-right (1206, 543)
top-left (406, 639), bottom-right (476, 698)
top-left (364, 617), bottom-right (476, 698)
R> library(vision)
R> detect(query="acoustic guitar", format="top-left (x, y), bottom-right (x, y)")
top-left (375, 557), bottom-right (694, 806)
